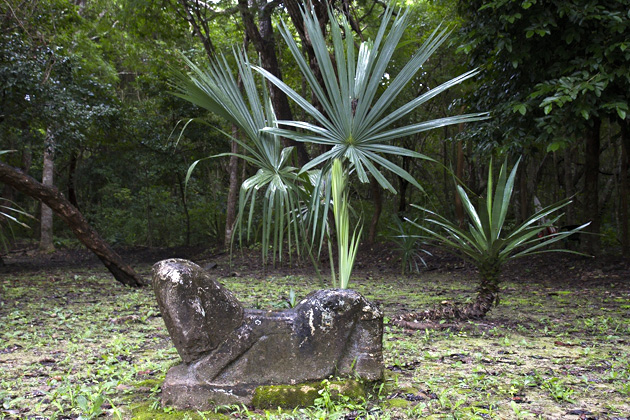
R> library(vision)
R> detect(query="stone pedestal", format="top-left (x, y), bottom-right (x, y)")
top-left (152, 259), bottom-right (384, 410)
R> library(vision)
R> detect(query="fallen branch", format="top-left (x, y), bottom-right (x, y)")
top-left (0, 161), bottom-right (146, 287)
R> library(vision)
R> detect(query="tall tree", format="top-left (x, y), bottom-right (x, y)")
top-left (458, 0), bottom-right (630, 254)
top-left (40, 130), bottom-right (55, 252)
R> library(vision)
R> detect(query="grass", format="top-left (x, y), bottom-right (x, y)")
top-left (1, 254), bottom-right (629, 419)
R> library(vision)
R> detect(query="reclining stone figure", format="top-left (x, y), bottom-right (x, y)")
top-left (152, 259), bottom-right (384, 409)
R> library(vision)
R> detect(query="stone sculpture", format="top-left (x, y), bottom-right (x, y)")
top-left (152, 258), bottom-right (384, 410)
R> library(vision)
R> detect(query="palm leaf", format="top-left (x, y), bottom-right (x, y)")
top-left (254, 1), bottom-right (488, 194)
top-left (172, 49), bottom-right (310, 265)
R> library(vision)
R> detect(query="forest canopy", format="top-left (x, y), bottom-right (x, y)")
top-left (1, 0), bottom-right (628, 260)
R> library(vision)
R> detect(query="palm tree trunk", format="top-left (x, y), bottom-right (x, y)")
top-left (459, 267), bottom-right (501, 319)
top-left (392, 266), bottom-right (501, 327)
top-left (584, 118), bottom-right (601, 254)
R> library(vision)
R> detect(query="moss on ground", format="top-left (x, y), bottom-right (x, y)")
top-left (130, 402), bottom-right (228, 419)
top-left (383, 397), bottom-right (411, 409)
top-left (251, 379), bottom-right (365, 409)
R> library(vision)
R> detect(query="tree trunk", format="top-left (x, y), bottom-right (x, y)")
top-left (563, 146), bottom-right (575, 225)
top-left (621, 120), bottom-right (629, 257)
top-left (392, 266), bottom-right (501, 327)
top-left (40, 130), bottom-right (55, 253)
top-left (397, 156), bottom-right (410, 213)
top-left (237, 0), bottom-right (309, 166)
top-left (584, 118), bottom-right (601, 255)
top-left (225, 124), bottom-right (240, 249)
top-left (367, 177), bottom-right (382, 243)
top-left (455, 140), bottom-right (465, 226)
top-left (0, 161), bottom-right (146, 287)
top-left (67, 151), bottom-right (79, 208)
top-left (176, 172), bottom-right (191, 246)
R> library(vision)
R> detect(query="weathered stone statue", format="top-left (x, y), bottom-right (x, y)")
top-left (152, 259), bottom-right (384, 410)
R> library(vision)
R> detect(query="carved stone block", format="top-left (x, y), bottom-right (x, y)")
top-left (152, 259), bottom-right (383, 410)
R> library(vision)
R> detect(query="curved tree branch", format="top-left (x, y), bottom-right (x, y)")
top-left (0, 161), bottom-right (146, 287)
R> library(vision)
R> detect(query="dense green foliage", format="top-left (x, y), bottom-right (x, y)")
top-left (1, 0), bottom-right (628, 259)
top-left (457, 0), bottom-right (630, 253)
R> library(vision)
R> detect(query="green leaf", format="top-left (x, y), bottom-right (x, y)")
top-left (173, 49), bottom-right (311, 266)
top-left (546, 141), bottom-right (562, 152)
top-left (617, 108), bottom-right (627, 120)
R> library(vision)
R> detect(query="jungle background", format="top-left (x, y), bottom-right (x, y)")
top-left (1, 0), bottom-right (628, 258)
top-left (1, 1), bottom-right (630, 418)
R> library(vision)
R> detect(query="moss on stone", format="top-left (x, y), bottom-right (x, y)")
top-left (251, 379), bottom-right (366, 409)
top-left (133, 379), bottom-right (162, 388)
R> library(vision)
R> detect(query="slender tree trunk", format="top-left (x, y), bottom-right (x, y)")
top-left (367, 177), bottom-right (382, 243)
top-left (237, 0), bottom-right (309, 166)
top-left (40, 130), bottom-right (55, 253)
top-left (397, 156), bottom-right (409, 214)
top-left (225, 125), bottom-right (240, 249)
top-left (455, 140), bottom-right (465, 226)
top-left (0, 161), bottom-right (145, 287)
top-left (563, 147), bottom-right (575, 225)
top-left (584, 118), bottom-right (601, 255)
top-left (67, 151), bottom-right (79, 208)
top-left (21, 147), bottom-right (32, 174)
top-left (621, 120), bottom-right (629, 257)
top-left (176, 173), bottom-right (191, 246)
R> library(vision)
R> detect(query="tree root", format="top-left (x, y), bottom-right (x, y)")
top-left (391, 296), bottom-right (497, 329)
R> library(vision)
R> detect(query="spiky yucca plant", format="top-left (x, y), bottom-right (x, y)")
top-left (404, 158), bottom-right (589, 320)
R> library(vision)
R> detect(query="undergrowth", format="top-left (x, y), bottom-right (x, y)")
top-left (1, 259), bottom-right (629, 419)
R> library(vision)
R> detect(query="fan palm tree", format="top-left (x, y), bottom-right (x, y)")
top-left (253, 2), bottom-right (488, 253)
top-left (255, 3), bottom-right (486, 191)
top-left (248, 2), bottom-right (488, 285)
top-left (172, 50), bottom-right (306, 266)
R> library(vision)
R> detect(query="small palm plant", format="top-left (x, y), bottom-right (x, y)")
top-left (0, 198), bottom-right (33, 255)
top-left (402, 158), bottom-right (589, 320)
top-left (0, 151), bottom-right (34, 261)
top-left (172, 50), bottom-right (307, 266)
top-left (388, 216), bottom-right (432, 275)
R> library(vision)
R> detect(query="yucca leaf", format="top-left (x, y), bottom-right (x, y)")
top-left (456, 185), bottom-right (485, 240)
top-left (491, 158), bottom-right (520, 240)
top-left (512, 222), bottom-right (591, 258)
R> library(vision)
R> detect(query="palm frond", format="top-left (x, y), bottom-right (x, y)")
top-left (255, 2), bottom-right (488, 194)
top-left (172, 49), bottom-right (309, 265)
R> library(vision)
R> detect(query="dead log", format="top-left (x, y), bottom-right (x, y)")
top-left (0, 161), bottom-right (146, 287)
